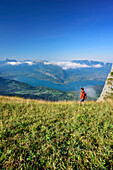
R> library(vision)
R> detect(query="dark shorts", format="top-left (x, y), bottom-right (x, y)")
top-left (80, 99), bottom-right (84, 102)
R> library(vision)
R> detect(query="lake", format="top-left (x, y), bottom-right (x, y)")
top-left (13, 76), bottom-right (105, 92)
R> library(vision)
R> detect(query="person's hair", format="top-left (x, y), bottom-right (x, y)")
top-left (81, 87), bottom-right (84, 90)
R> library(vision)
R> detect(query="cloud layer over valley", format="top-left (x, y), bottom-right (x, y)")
top-left (44, 61), bottom-right (103, 70)
top-left (6, 59), bottom-right (103, 70)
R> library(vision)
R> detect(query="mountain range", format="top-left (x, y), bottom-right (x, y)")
top-left (0, 59), bottom-right (112, 84)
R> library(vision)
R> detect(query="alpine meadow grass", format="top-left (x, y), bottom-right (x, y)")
top-left (0, 96), bottom-right (113, 169)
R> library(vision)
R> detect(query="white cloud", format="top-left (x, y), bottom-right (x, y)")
top-left (7, 60), bottom-right (103, 69)
top-left (85, 86), bottom-right (97, 99)
top-left (93, 64), bottom-right (103, 68)
top-left (44, 61), bottom-right (103, 70)
top-left (7, 61), bottom-right (21, 65)
top-left (7, 61), bottom-right (34, 66)
top-left (24, 61), bottom-right (34, 65)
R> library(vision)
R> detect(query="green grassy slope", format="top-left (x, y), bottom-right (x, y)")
top-left (0, 77), bottom-right (75, 101)
top-left (0, 96), bottom-right (113, 169)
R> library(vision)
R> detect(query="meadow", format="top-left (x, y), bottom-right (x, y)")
top-left (0, 96), bottom-right (113, 169)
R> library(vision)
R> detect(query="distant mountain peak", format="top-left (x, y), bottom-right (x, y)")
top-left (5, 58), bottom-right (17, 62)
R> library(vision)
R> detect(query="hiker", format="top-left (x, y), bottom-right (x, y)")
top-left (79, 87), bottom-right (87, 106)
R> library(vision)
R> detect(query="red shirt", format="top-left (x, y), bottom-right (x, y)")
top-left (80, 91), bottom-right (85, 99)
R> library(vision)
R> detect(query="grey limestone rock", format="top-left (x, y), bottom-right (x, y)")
top-left (97, 64), bottom-right (113, 102)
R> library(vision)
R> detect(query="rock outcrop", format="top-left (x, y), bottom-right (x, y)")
top-left (97, 64), bottom-right (113, 101)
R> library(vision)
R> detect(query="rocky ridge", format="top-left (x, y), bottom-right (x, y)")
top-left (97, 64), bottom-right (113, 101)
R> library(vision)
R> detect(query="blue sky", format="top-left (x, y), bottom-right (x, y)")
top-left (0, 0), bottom-right (113, 62)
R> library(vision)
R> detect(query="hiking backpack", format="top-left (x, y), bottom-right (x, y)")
top-left (83, 91), bottom-right (87, 99)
